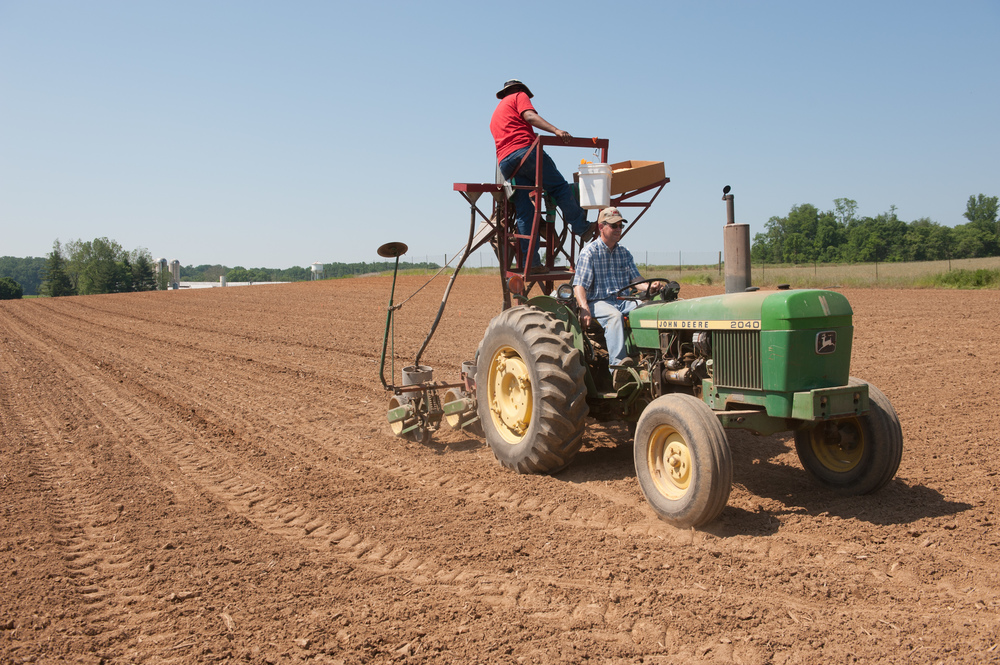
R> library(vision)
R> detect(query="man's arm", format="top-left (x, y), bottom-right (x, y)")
top-left (573, 285), bottom-right (592, 328)
top-left (522, 109), bottom-right (571, 143)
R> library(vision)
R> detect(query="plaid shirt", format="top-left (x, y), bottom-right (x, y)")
top-left (572, 240), bottom-right (642, 302)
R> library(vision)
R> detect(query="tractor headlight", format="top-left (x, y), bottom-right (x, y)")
top-left (556, 284), bottom-right (574, 300)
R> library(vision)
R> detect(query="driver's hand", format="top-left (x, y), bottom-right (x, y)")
top-left (650, 281), bottom-right (664, 294)
top-left (580, 309), bottom-right (592, 327)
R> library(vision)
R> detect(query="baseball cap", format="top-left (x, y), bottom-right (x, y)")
top-left (598, 207), bottom-right (627, 226)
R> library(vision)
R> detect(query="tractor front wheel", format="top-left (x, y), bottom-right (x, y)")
top-left (476, 306), bottom-right (589, 474)
top-left (794, 378), bottom-right (902, 494)
top-left (633, 394), bottom-right (733, 527)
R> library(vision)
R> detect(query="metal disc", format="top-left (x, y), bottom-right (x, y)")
top-left (377, 242), bottom-right (408, 258)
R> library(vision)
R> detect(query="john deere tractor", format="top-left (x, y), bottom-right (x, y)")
top-left (381, 136), bottom-right (902, 528)
top-left (474, 279), bottom-right (902, 527)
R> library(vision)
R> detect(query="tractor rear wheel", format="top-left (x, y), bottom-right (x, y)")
top-left (476, 306), bottom-right (589, 473)
top-left (794, 378), bottom-right (903, 494)
top-left (633, 394), bottom-right (733, 527)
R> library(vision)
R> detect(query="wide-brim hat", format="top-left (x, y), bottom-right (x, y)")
top-left (496, 79), bottom-right (533, 99)
top-left (598, 207), bottom-right (627, 226)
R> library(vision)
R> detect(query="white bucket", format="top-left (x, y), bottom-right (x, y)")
top-left (577, 163), bottom-right (612, 209)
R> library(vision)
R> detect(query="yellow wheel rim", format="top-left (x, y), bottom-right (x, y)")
top-left (646, 424), bottom-right (691, 500)
top-left (388, 395), bottom-right (405, 436)
top-left (487, 346), bottom-right (532, 445)
top-left (443, 388), bottom-right (461, 429)
top-left (810, 420), bottom-right (864, 472)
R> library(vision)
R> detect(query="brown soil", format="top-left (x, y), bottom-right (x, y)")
top-left (1, 276), bottom-right (999, 664)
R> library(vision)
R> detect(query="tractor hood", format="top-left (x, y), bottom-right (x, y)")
top-left (629, 289), bottom-right (853, 332)
top-left (628, 289), bottom-right (856, 401)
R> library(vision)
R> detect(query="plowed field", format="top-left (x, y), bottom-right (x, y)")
top-left (2, 276), bottom-right (999, 664)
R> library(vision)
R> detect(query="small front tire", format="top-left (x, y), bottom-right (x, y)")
top-left (794, 378), bottom-right (903, 494)
top-left (634, 394), bottom-right (733, 527)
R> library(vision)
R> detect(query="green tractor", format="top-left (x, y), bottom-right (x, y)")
top-left (381, 137), bottom-right (902, 528)
top-left (475, 281), bottom-right (902, 527)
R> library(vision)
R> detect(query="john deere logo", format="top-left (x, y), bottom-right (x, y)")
top-left (816, 331), bottom-right (837, 355)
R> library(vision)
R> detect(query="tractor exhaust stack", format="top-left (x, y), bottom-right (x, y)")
top-left (722, 185), bottom-right (752, 293)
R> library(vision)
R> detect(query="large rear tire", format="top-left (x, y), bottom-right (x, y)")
top-left (633, 394), bottom-right (733, 527)
top-left (476, 306), bottom-right (589, 473)
top-left (794, 378), bottom-right (903, 494)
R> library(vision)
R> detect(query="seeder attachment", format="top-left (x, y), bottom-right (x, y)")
top-left (377, 241), bottom-right (481, 443)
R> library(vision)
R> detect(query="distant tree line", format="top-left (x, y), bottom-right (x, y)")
top-left (40, 239), bottom-right (156, 297)
top-left (752, 194), bottom-right (999, 264)
top-left (321, 261), bottom-right (441, 278)
top-left (0, 256), bottom-right (46, 295)
top-left (181, 264), bottom-right (313, 283)
top-left (0, 253), bottom-right (446, 297)
top-left (180, 261), bottom-right (442, 283)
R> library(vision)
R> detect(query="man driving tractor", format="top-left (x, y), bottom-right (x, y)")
top-left (573, 206), bottom-right (663, 365)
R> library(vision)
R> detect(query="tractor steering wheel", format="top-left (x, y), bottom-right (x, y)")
top-left (615, 278), bottom-right (679, 303)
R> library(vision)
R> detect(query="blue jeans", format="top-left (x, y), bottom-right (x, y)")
top-left (499, 147), bottom-right (589, 265)
top-left (591, 298), bottom-right (638, 365)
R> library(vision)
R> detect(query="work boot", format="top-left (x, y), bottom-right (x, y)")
top-left (612, 358), bottom-right (636, 389)
top-left (580, 222), bottom-right (597, 242)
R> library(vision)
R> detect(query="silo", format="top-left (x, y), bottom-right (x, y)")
top-left (154, 259), bottom-right (168, 290)
top-left (170, 260), bottom-right (181, 289)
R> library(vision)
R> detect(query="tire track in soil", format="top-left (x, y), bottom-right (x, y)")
top-left (2, 306), bottom-right (647, 627)
top-left (5, 300), bottom-right (674, 544)
top-left (2, 302), bottom-right (712, 638)
top-left (0, 320), bottom-right (182, 658)
top-left (26, 291), bottom-right (391, 365)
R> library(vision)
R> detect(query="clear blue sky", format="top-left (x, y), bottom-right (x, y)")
top-left (2, 1), bottom-right (997, 268)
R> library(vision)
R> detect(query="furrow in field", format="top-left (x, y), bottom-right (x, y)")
top-left (0, 319), bottom-right (176, 654)
top-left (1, 303), bottom-right (722, 629)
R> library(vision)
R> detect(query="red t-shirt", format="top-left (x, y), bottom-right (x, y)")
top-left (490, 91), bottom-right (536, 162)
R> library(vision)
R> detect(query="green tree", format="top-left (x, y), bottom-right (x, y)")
top-left (0, 277), bottom-right (23, 299)
top-left (130, 253), bottom-right (156, 291)
top-left (65, 237), bottom-right (127, 294)
top-left (952, 223), bottom-right (992, 258)
top-left (927, 222), bottom-right (955, 261)
top-left (41, 242), bottom-right (76, 297)
top-left (813, 210), bottom-right (843, 262)
top-left (0, 256), bottom-right (46, 295)
top-left (833, 198), bottom-right (859, 227)
top-left (226, 267), bottom-right (253, 283)
top-left (751, 215), bottom-right (787, 264)
top-left (59, 238), bottom-right (160, 294)
top-left (963, 194), bottom-right (999, 255)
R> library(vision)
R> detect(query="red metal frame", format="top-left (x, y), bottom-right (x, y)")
top-left (454, 137), bottom-right (670, 308)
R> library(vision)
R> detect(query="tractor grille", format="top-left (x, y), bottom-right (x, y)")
top-left (712, 331), bottom-right (762, 390)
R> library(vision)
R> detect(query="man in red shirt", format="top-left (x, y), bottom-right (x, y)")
top-left (490, 79), bottom-right (593, 267)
